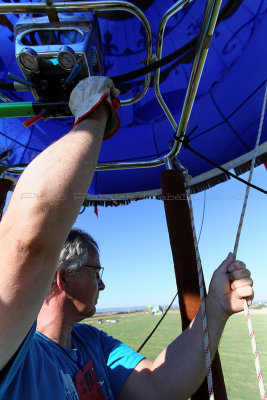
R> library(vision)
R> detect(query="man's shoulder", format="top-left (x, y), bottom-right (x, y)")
top-left (73, 322), bottom-right (99, 332)
top-left (73, 322), bottom-right (103, 339)
top-left (72, 323), bottom-right (113, 347)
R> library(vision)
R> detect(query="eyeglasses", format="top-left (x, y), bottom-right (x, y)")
top-left (83, 265), bottom-right (104, 281)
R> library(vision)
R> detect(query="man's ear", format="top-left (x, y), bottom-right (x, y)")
top-left (56, 268), bottom-right (67, 292)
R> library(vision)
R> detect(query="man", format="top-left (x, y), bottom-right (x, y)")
top-left (0, 77), bottom-right (253, 400)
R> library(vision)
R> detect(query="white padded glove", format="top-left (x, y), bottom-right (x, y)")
top-left (69, 76), bottom-right (120, 140)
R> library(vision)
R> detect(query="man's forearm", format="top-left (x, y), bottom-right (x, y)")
top-left (143, 296), bottom-right (228, 400)
top-left (121, 255), bottom-right (253, 400)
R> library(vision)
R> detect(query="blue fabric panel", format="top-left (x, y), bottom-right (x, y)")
top-left (0, 0), bottom-right (266, 196)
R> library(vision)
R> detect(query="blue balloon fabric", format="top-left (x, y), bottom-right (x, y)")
top-left (0, 0), bottom-right (266, 202)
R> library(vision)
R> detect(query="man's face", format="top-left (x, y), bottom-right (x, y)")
top-left (64, 248), bottom-right (105, 319)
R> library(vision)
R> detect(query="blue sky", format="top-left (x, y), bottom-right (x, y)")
top-left (3, 164), bottom-right (265, 310)
top-left (73, 164), bottom-right (267, 311)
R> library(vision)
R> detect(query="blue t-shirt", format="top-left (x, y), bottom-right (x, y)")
top-left (0, 322), bottom-right (144, 400)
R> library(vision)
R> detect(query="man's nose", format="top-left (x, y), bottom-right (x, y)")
top-left (99, 279), bottom-right (105, 291)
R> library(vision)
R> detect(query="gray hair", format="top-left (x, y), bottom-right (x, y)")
top-left (58, 228), bottom-right (99, 276)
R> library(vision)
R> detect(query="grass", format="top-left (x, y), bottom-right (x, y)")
top-left (84, 310), bottom-right (267, 399)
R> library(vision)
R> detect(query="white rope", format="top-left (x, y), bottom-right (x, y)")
top-left (233, 81), bottom-right (267, 400)
top-left (185, 81), bottom-right (267, 400)
top-left (187, 181), bottom-right (214, 400)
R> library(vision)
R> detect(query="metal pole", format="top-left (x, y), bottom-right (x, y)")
top-left (0, 1), bottom-right (153, 106)
top-left (0, 179), bottom-right (13, 220)
top-left (0, 0), bottom-right (222, 173)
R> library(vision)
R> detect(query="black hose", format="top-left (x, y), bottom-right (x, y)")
top-left (0, 81), bottom-right (15, 90)
top-left (111, 0), bottom-right (244, 84)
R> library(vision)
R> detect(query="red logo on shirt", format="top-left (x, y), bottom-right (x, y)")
top-left (75, 360), bottom-right (105, 400)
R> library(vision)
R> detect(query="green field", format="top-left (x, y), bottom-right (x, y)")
top-left (84, 310), bottom-right (267, 399)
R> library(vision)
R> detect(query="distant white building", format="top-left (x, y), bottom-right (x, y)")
top-left (151, 305), bottom-right (163, 315)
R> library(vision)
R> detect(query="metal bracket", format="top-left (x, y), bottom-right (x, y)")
top-left (0, 1), bottom-right (153, 106)
top-left (0, 0), bottom-right (223, 173)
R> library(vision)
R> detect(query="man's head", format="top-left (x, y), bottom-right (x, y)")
top-left (58, 228), bottom-right (99, 276)
top-left (49, 228), bottom-right (105, 320)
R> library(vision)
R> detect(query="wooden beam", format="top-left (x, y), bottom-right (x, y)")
top-left (161, 169), bottom-right (227, 400)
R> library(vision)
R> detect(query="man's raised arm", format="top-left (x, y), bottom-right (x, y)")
top-left (0, 77), bottom-right (119, 371)
top-left (120, 253), bottom-right (254, 400)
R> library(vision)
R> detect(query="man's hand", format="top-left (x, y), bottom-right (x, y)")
top-left (120, 254), bottom-right (254, 400)
top-left (208, 252), bottom-right (254, 318)
top-left (69, 76), bottom-right (120, 140)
